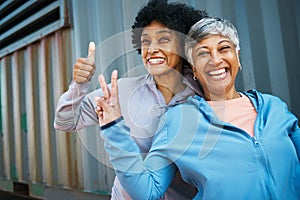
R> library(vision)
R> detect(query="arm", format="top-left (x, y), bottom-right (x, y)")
top-left (276, 96), bottom-right (300, 160)
top-left (54, 83), bottom-right (101, 131)
top-left (290, 120), bottom-right (300, 161)
top-left (269, 94), bottom-right (300, 160)
top-left (101, 117), bottom-right (177, 200)
top-left (287, 111), bottom-right (300, 160)
top-left (54, 42), bottom-right (99, 131)
top-left (96, 71), bottom-right (177, 199)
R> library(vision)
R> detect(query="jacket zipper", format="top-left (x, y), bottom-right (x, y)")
top-left (253, 136), bottom-right (259, 146)
top-left (252, 136), bottom-right (278, 200)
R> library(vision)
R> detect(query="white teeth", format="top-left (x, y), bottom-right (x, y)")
top-left (212, 73), bottom-right (226, 79)
top-left (208, 68), bottom-right (226, 76)
top-left (148, 58), bottom-right (165, 64)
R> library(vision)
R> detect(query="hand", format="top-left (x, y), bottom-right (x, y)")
top-left (73, 42), bottom-right (96, 83)
top-left (95, 70), bottom-right (122, 126)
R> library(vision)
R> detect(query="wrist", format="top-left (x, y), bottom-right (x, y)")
top-left (100, 116), bottom-right (124, 130)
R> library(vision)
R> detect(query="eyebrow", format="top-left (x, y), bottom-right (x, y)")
top-left (141, 30), bottom-right (172, 36)
top-left (155, 30), bottom-right (172, 34)
top-left (218, 39), bottom-right (231, 45)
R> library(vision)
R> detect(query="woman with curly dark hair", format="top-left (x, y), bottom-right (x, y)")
top-left (54, 0), bottom-right (207, 199)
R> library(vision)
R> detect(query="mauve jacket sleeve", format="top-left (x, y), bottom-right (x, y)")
top-left (54, 81), bottom-right (101, 131)
top-left (101, 118), bottom-right (177, 200)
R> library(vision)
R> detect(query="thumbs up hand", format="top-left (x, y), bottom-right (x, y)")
top-left (73, 42), bottom-right (96, 83)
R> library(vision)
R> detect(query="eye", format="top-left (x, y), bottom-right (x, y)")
top-left (159, 36), bottom-right (170, 43)
top-left (219, 45), bottom-right (231, 52)
top-left (197, 51), bottom-right (209, 57)
top-left (141, 39), bottom-right (150, 46)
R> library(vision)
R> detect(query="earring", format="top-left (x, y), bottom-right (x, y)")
top-left (193, 75), bottom-right (198, 80)
top-left (239, 65), bottom-right (243, 71)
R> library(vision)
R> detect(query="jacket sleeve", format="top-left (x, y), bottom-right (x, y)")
top-left (54, 81), bottom-right (102, 131)
top-left (101, 118), bottom-right (177, 200)
top-left (288, 113), bottom-right (300, 161)
top-left (276, 96), bottom-right (300, 161)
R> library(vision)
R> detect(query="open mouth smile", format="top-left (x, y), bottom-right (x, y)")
top-left (147, 58), bottom-right (165, 65)
top-left (207, 68), bottom-right (227, 80)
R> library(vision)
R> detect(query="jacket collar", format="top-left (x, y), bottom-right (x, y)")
top-left (144, 73), bottom-right (195, 106)
top-left (191, 90), bottom-right (263, 127)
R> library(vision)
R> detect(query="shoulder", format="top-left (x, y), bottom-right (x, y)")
top-left (246, 89), bottom-right (286, 103)
top-left (118, 75), bottom-right (148, 86)
top-left (117, 75), bottom-right (150, 99)
top-left (158, 96), bottom-right (204, 144)
top-left (245, 90), bottom-right (298, 130)
top-left (245, 89), bottom-right (289, 111)
top-left (165, 96), bottom-right (202, 124)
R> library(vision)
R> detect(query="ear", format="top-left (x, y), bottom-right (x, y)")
top-left (192, 65), bottom-right (197, 76)
top-left (237, 50), bottom-right (241, 65)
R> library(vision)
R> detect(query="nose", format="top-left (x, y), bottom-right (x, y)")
top-left (148, 42), bottom-right (159, 54)
top-left (210, 51), bottom-right (222, 66)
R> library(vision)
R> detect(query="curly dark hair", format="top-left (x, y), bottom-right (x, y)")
top-left (131, 0), bottom-right (208, 54)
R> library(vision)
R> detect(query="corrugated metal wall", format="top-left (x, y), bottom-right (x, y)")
top-left (0, 0), bottom-right (299, 199)
top-left (0, 26), bottom-right (114, 198)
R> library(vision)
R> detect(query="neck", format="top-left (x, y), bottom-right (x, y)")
top-left (204, 88), bottom-right (240, 101)
top-left (155, 71), bottom-right (185, 104)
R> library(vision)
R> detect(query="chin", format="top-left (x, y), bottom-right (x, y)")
top-left (148, 67), bottom-right (168, 75)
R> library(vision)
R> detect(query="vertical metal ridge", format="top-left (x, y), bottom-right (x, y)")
top-left (39, 38), bottom-right (52, 185)
top-left (1, 57), bottom-right (12, 179)
top-left (25, 45), bottom-right (38, 183)
top-left (11, 51), bottom-right (23, 181)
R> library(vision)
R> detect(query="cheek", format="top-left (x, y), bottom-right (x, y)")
top-left (197, 73), bottom-right (206, 84)
top-left (173, 44), bottom-right (183, 56)
top-left (169, 54), bottom-right (182, 64)
top-left (165, 42), bottom-right (182, 56)
top-left (231, 59), bottom-right (240, 75)
top-left (141, 49), bottom-right (148, 63)
top-left (229, 53), bottom-right (240, 68)
top-left (193, 59), bottom-right (206, 74)
top-left (141, 47), bottom-right (147, 56)
top-left (194, 62), bottom-right (208, 82)
top-left (164, 50), bottom-right (182, 66)
top-left (194, 66), bottom-right (206, 82)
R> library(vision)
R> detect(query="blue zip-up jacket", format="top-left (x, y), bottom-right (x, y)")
top-left (101, 90), bottom-right (300, 200)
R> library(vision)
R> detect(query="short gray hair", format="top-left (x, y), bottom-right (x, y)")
top-left (185, 17), bottom-right (240, 64)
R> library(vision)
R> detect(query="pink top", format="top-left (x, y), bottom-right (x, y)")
top-left (207, 94), bottom-right (257, 137)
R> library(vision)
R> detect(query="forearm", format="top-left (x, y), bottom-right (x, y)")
top-left (54, 81), bottom-right (98, 131)
top-left (101, 118), bottom-right (175, 200)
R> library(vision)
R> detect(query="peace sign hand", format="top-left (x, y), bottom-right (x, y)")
top-left (95, 70), bottom-right (122, 126)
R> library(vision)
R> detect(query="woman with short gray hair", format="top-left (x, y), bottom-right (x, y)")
top-left (95, 17), bottom-right (300, 199)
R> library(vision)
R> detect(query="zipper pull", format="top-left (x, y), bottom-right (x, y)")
top-left (253, 136), bottom-right (259, 146)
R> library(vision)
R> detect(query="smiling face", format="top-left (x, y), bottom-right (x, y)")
top-left (192, 34), bottom-right (240, 100)
top-left (141, 21), bottom-right (183, 77)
